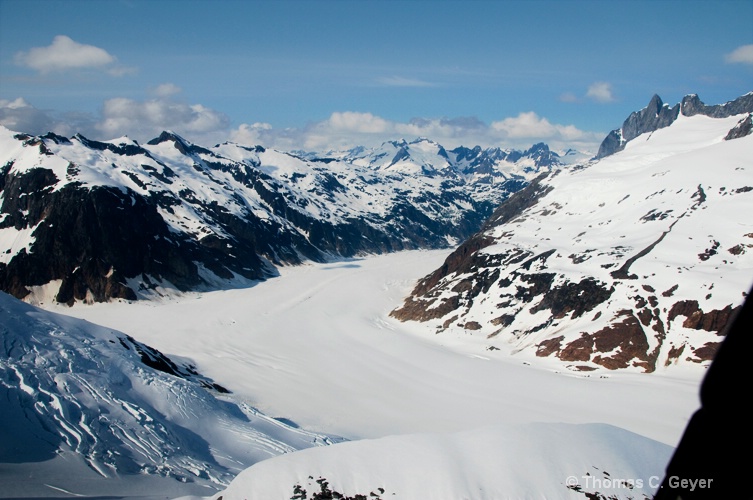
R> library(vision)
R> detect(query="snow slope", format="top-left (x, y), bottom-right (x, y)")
top-left (211, 423), bottom-right (672, 500)
top-left (0, 291), bottom-right (338, 497)
top-left (393, 112), bottom-right (753, 373)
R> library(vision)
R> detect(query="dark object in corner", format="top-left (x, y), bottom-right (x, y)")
top-left (653, 288), bottom-right (753, 499)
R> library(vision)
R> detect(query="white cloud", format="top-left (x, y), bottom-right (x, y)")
top-left (0, 97), bottom-right (31, 110)
top-left (2, 96), bottom-right (603, 155)
top-left (14, 35), bottom-right (134, 75)
top-left (725, 44), bottom-right (753, 65)
top-left (491, 112), bottom-right (558, 138)
top-left (151, 83), bottom-right (182, 98)
top-left (559, 92), bottom-right (579, 103)
top-left (325, 111), bottom-right (391, 134)
top-left (230, 122), bottom-right (273, 145)
top-left (376, 76), bottom-right (435, 87)
top-left (586, 81), bottom-right (615, 103)
top-left (487, 111), bottom-right (600, 149)
top-left (96, 97), bottom-right (230, 142)
top-left (0, 98), bottom-right (90, 137)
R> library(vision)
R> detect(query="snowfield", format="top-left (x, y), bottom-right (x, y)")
top-left (210, 423), bottom-right (673, 500)
top-left (46, 249), bottom-right (705, 499)
top-left (58, 250), bottom-right (703, 446)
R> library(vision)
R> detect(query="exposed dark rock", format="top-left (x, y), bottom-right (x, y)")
top-left (120, 335), bottom-right (230, 393)
top-left (522, 143), bottom-right (560, 167)
top-left (529, 278), bottom-right (614, 320)
top-left (690, 342), bottom-right (721, 362)
top-left (661, 284), bottom-right (679, 297)
top-left (481, 173), bottom-right (554, 229)
top-left (536, 336), bottom-right (564, 357)
top-left (667, 300), bottom-right (739, 333)
top-left (611, 218), bottom-right (680, 279)
top-left (665, 344), bottom-right (685, 366)
top-left (559, 333), bottom-right (594, 362)
top-left (515, 272), bottom-right (556, 304)
top-left (596, 95), bottom-right (680, 158)
top-left (682, 92), bottom-right (753, 119)
top-left (590, 311), bottom-right (654, 371)
top-left (698, 241), bottom-right (720, 261)
top-left (724, 113), bottom-right (753, 140)
top-left (491, 314), bottom-right (516, 327)
top-left (728, 244), bottom-right (746, 255)
top-left (391, 174), bottom-right (554, 322)
top-left (553, 311), bottom-right (655, 371)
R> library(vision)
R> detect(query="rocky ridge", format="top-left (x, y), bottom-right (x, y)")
top-left (596, 92), bottom-right (753, 158)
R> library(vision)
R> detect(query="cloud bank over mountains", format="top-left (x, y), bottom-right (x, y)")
top-left (0, 92), bottom-right (604, 153)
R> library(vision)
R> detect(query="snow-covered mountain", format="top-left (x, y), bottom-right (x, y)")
top-left (392, 94), bottom-right (753, 373)
top-left (0, 129), bottom-right (557, 305)
top-left (0, 290), bottom-right (339, 497)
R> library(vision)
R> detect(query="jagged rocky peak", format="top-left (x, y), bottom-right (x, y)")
top-left (596, 94), bottom-right (679, 159)
top-left (681, 92), bottom-right (753, 118)
top-left (523, 142), bottom-right (560, 166)
top-left (145, 129), bottom-right (214, 156)
top-left (147, 129), bottom-right (188, 146)
top-left (621, 94), bottom-right (679, 142)
top-left (596, 92), bottom-right (753, 158)
top-left (72, 131), bottom-right (147, 157)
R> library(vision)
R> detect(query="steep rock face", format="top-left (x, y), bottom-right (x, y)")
top-left (392, 95), bottom-right (753, 372)
top-left (724, 113), bottom-right (753, 140)
top-left (681, 92), bottom-right (753, 118)
top-left (0, 128), bottom-right (562, 304)
top-left (596, 92), bottom-right (753, 158)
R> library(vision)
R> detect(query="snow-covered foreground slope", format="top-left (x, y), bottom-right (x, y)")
top-left (211, 423), bottom-right (672, 500)
top-left (0, 291), bottom-right (338, 498)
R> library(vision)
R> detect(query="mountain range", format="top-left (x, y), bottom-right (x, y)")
top-left (0, 130), bottom-right (561, 305)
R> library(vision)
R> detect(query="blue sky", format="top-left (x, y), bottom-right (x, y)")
top-left (1, 0), bottom-right (751, 152)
